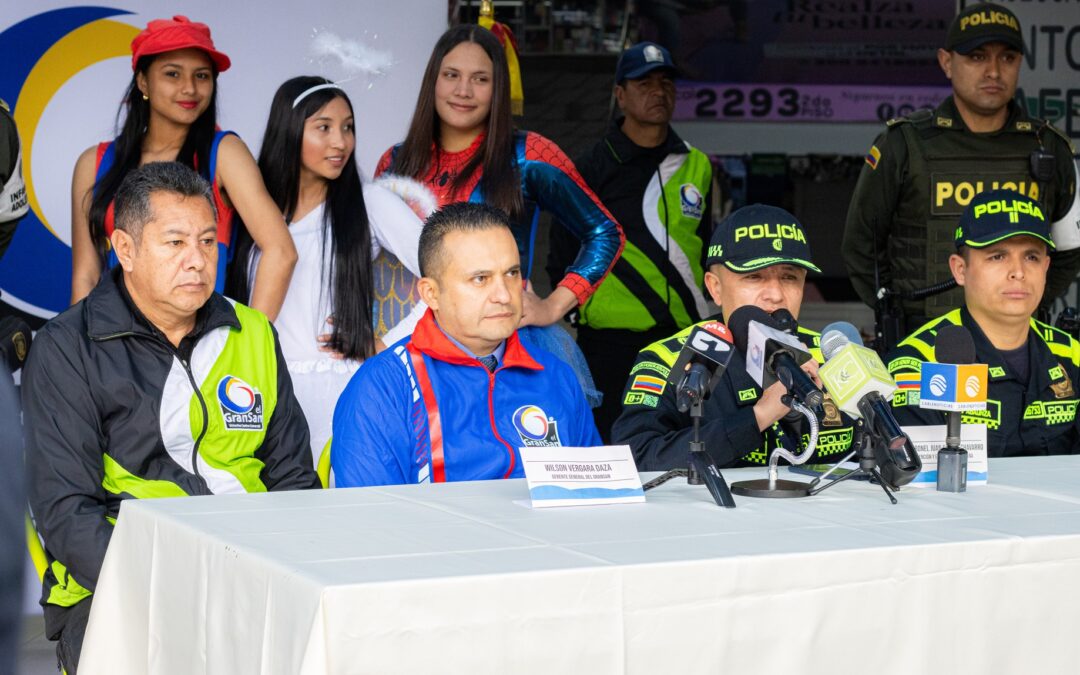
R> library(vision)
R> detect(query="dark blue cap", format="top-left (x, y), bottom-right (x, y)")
top-left (955, 189), bottom-right (1054, 251)
top-left (615, 42), bottom-right (676, 83)
top-left (705, 204), bottom-right (820, 273)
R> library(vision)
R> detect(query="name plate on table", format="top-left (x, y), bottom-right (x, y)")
top-left (902, 424), bottom-right (989, 487)
top-left (520, 445), bottom-right (645, 508)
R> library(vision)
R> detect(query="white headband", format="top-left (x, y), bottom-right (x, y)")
top-left (292, 83), bottom-right (343, 109)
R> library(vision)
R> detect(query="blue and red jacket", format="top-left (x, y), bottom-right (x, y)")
top-left (331, 309), bottom-right (602, 487)
top-left (376, 131), bottom-right (625, 305)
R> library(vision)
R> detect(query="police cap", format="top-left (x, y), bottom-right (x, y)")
top-left (945, 3), bottom-right (1023, 55)
top-left (705, 204), bottom-right (820, 273)
top-left (955, 189), bottom-right (1054, 251)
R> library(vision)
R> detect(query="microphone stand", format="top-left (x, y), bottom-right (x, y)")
top-left (807, 418), bottom-right (899, 504)
top-left (642, 370), bottom-right (737, 508)
top-left (937, 411), bottom-right (967, 492)
top-left (729, 395), bottom-right (814, 498)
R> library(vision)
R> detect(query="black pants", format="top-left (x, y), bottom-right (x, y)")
top-left (578, 324), bottom-right (675, 443)
top-left (46, 597), bottom-right (92, 674)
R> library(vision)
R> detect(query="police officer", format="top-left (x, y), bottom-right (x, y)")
top-left (0, 99), bottom-right (28, 262)
top-left (612, 204), bottom-right (854, 470)
top-left (843, 3), bottom-right (1079, 341)
top-left (887, 189), bottom-right (1080, 457)
top-left (547, 41), bottom-right (714, 441)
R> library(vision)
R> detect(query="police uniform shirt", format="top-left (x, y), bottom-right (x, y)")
top-left (842, 96), bottom-right (1079, 323)
top-left (612, 318), bottom-right (854, 470)
top-left (887, 307), bottom-right (1080, 457)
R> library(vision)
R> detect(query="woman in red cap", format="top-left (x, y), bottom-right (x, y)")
top-left (69, 15), bottom-right (296, 319)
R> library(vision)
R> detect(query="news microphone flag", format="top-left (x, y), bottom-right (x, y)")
top-left (744, 318), bottom-right (810, 390)
top-left (818, 342), bottom-right (898, 417)
top-left (918, 362), bottom-right (988, 412)
top-left (666, 321), bottom-right (736, 393)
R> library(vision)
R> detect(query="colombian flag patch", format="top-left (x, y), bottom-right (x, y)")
top-left (893, 372), bottom-right (920, 389)
top-left (865, 145), bottom-right (881, 170)
top-left (630, 374), bottom-right (666, 394)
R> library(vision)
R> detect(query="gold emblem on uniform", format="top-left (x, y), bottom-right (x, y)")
top-left (936, 117), bottom-right (953, 128)
top-left (1050, 363), bottom-right (1075, 399)
top-left (1015, 121), bottom-right (1032, 132)
top-left (821, 393), bottom-right (842, 427)
top-left (11, 332), bottom-right (27, 362)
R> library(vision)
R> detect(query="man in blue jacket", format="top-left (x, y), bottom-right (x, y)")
top-left (333, 202), bottom-right (602, 487)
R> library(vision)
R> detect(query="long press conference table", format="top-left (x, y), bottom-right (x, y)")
top-left (79, 456), bottom-right (1080, 674)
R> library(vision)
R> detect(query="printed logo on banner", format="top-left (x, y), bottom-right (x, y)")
top-left (0, 7), bottom-right (138, 318)
top-left (679, 183), bottom-right (703, 219)
top-left (512, 405), bottom-right (562, 447)
top-left (217, 376), bottom-right (265, 431)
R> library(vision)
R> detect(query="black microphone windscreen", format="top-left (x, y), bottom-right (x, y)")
top-left (771, 308), bottom-right (798, 334)
top-left (726, 305), bottom-right (776, 354)
top-left (935, 324), bottom-right (976, 364)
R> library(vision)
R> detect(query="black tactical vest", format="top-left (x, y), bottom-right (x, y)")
top-left (889, 108), bottom-right (1062, 320)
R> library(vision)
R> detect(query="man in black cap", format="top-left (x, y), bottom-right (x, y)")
top-left (612, 204), bottom-right (854, 470)
top-left (887, 189), bottom-right (1080, 457)
top-left (547, 41), bottom-right (714, 441)
top-left (843, 2), bottom-right (1079, 348)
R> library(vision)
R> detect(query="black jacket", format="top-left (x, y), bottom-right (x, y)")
top-left (887, 307), bottom-right (1080, 457)
top-left (612, 319), bottom-right (855, 470)
top-left (23, 269), bottom-right (318, 616)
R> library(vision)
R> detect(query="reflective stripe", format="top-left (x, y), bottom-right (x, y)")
top-left (46, 560), bottom-right (92, 607)
top-left (102, 454), bottom-right (188, 499)
top-left (408, 344), bottom-right (445, 483)
top-left (643, 153), bottom-right (707, 321)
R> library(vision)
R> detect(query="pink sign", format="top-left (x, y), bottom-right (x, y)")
top-left (675, 83), bottom-right (951, 123)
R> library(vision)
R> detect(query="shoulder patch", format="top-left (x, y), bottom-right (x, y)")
top-left (0, 99), bottom-right (9, 114)
top-left (865, 145), bottom-right (881, 170)
top-left (623, 391), bottom-right (660, 408)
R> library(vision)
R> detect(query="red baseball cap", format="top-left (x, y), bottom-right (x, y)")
top-left (130, 15), bottom-right (231, 73)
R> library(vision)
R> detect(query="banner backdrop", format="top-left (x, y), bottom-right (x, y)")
top-left (666, 0), bottom-right (955, 124)
top-left (0, 1), bottom-right (444, 321)
top-left (975, 0), bottom-right (1080, 139)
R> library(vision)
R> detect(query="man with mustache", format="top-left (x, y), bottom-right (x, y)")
top-left (22, 162), bottom-right (318, 673)
top-left (547, 41), bottom-right (715, 442)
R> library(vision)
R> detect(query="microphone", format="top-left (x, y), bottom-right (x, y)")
top-left (0, 316), bottom-right (31, 374)
top-left (920, 325), bottom-right (986, 492)
top-left (818, 321), bottom-right (921, 487)
top-left (666, 321), bottom-right (736, 413)
top-left (771, 307), bottom-right (799, 335)
top-left (728, 305), bottom-right (823, 408)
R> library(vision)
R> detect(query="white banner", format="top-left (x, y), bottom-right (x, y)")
top-left (0, 1), bottom-right (444, 319)
top-left (5, 0), bottom-right (445, 614)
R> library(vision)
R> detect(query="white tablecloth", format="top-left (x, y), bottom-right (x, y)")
top-left (80, 457), bottom-right (1080, 674)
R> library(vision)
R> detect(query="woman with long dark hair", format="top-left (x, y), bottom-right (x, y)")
top-left (233, 76), bottom-right (426, 464)
top-left (69, 15), bottom-right (296, 318)
top-left (375, 24), bottom-right (624, 336)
